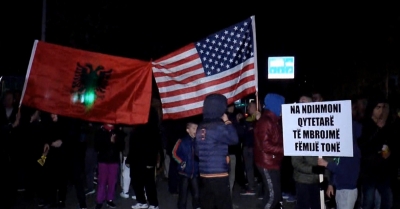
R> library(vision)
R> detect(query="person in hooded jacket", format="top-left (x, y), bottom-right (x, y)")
top-left (195, 94), bottom-right (239, 209)
top-left (254, 93), bottom-right (285, 209)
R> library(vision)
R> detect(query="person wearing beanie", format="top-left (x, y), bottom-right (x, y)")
top-left (195, 94), bottom-right (239, 209)
top-left (254, 93), bottom-right (285, 209)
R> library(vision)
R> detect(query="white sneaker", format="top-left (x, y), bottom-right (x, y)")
top-left (131, 203), bottom-right (148, 209)
top-left (120, 192), bottom-right (129, 198)
top-left (148, 206), bottom-right (159, 209)
top-left (131, 195), bottom-right (136, 200)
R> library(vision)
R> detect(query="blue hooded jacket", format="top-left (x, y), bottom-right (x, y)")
top-left (195, 94), bottom-right (239, 176)
top-left (326, 120), bottom-right (361, 190)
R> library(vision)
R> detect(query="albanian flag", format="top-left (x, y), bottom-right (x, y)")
top-left (21, 40), bottom-right (152, 125)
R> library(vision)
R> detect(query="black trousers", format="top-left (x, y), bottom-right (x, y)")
top-left (131, 165), bottom-right (158, 206)
top-left (295, 182), bottom-right (321, 209)
top-left (257, 167), bottom-right (281, 209)
top-left (200, 177), bottom-right (232, 209)
top-left (178, 175), bottom-right (200, 209)
top-left (280, 156), bottom-right (295, 195)
top-left (71, 145), bottom-right (87, 208)
top-left (44, 160), bottom-right (68, 204)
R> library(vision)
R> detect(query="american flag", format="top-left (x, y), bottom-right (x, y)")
top-left (152, 16), bottom-right (258, 119)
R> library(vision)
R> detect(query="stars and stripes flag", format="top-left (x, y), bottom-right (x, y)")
top-left (152, 16), bottom-right (258, 119)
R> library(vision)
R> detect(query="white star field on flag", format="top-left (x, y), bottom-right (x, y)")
top-left (195, 20), bottom-right (254, 76)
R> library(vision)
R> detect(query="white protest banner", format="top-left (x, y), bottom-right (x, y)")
top-left (282, 100), bottom-right (353, 157)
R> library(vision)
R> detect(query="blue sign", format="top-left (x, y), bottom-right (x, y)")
top-left (267, 57), bottom-right (294, 79)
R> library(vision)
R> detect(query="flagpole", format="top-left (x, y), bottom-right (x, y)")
top-left (251, 16), bottom-right (259, 110)
top-left (41, 0), bottom-right (46, 41)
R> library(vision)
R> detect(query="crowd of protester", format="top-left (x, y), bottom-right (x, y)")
top-left (1, 89), bottom-right (399, 209)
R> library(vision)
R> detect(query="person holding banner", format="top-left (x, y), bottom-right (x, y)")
top-left (254, 93), bottom-right (285, 209)
top-left (317, 100), bottom-right (362, 209)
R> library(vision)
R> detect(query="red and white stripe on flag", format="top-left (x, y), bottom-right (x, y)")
top-left (152, 17), bottom-right (257, 120)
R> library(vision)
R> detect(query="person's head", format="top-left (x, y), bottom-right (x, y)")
top-left (366, 95), bottom-right (390, 122)
top-left (51, 114), bottom-right (58, 122)
top-left (372, 102), bottom-right (389, 121)
top-left (14, 91), bottom-right (21, 104)
top-left (351, 96), bottom-right (368, 120)
top-left (298, 92), bottom-right (312, 103)
top-left (312, 91), bottom-right (323, 102)
top-left (186, 122), bottom-right (198, 138)
top-left (227, 103), bottom-right (235, 113)
top-left (357, 98), bottom-right (367, 117)
top-left (247, 102), bottom-right (257, 115)
top-left (203, 94), bottom-right (227, 120)
top-left (236, 110), bottom-right (244, 122)
top-left (264, 93), bottom-right (285, 116)
top-left (2, 91), bottom-right (14, 108)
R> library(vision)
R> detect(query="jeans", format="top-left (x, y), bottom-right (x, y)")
top-left (200, 177), bottom-right (232, 209)
top-left (85, 147), bottom-right (97, 191)
top-left (96, 163), bottom-right (119, 203)
top-left (335, 189), bottom-right (358, 209)
top-left (243, 146), bottom-right (255, 190)
top-left (229, 155), bottom-right (236, 195)
top-left (362, 180), bottom-right (392, 209)
top-left (178, 176), bottom-right (200, 209)
top-left (258, 167), bottom-right (281, 209)
top-left (295, 182), bottom-right (321, 209)
top-left (131, 165), bottom-right (159, 206)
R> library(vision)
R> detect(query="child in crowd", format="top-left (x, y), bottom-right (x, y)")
top-left (95, 124), bottom-right (125, 209)
top-left (172, 122), bottom-right (200, 209)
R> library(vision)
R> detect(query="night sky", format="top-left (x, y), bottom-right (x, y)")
top-left (1, 2), bottom-right (399, 100)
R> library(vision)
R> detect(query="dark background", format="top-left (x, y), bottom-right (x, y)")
top-left (1, 2), bottom-right (399, 101)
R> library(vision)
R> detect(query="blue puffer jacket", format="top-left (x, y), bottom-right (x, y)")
top-left (195, 94), bottom-right (239, 176)
top-left (172, 134), bottom-right (199, 178)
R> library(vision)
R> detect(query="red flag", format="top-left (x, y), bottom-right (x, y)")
top-left (21, 40), bottom-right (152, 125)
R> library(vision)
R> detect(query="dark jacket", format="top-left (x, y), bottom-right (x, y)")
top-left (0, 105), bottom-right (18, 133)
top-left (327, 120), bottom-right (361, 190)
top-left (41, 114), bottom-right (68, 165)
top-left (358, 118), bottom-right (396, 182)
top-left (127, 107), bottom-right (164, 168)
top-left (254, 110), bottom-right (283, 170)
top-left (195, 94), bottom-right (239, 177)
top-left (95, 126), bottom-right (125, 164)
top-left (243, 118), bottom-right (255, 147)
top-left (172, 134), bottom-right (199, 178)
top-left (227, 112), bottom-right (240, 155)
top-left (254, 94), bottom-right (285, 170)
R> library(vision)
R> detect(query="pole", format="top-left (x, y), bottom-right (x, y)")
top-left (41, 0), bottom-right (46, 41)
top-left (319, 156), bottom-right (325, 209)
